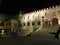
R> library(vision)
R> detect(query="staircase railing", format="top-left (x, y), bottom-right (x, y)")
top-left (27, 24), bottom-right (43, 36)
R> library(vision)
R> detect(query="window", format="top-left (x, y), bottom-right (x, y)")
top-left (32, 22), bottom-right (35, 26)
top-left (18, 20), bottom-right (20, 23)
top-left (19, 23), bottom-right (22, 26)
top-left (23, 23), bottom-right (25, 26)
top-left (33, 15), bottom-right (34, 18)
top-left (45, 21), bottom-right (50, 25)
top-left (52, 12), bottom-right (56, 17)
top-left (45, 12), bottom-right (47, 16)
top-left (28, 16), bottom-right (29, 19)
top-left (45, 21), bottom-right (48, 25)
top-left (42, 16), bottom-right (44, 18)
top-left (37, 21), bottom-right (41, 25)
top-left (27, 22), bottom-right (30, 26)
top-left (18, 21), bottom-right (22, 26)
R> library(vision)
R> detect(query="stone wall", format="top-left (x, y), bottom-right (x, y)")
top-left (19, 4), bottom-right (60, 26)
top-left (18, 4), bottom-right (60, 36)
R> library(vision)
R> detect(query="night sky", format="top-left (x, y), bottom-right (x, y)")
top-left (0, 0), bottom-right (60, 15)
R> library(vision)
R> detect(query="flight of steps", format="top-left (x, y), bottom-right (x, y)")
top-left (18, 25), bottom-right (40, 36)
top-left (32, 25), bottom-right (60, 39)
top-left (27, 25), bottom-right (41, 36)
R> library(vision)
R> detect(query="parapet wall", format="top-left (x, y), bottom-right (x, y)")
top-left (19, 4), bottom-right (60, 25)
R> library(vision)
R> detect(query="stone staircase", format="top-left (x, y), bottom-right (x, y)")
top-left (27, 25), bottom-right (40, 36)
top-left (18, 25), bottom-right (41, 36)
top-left (32, 25), bottom-right (60, 39)
top-left (18, 26), bottom-right (33, 36)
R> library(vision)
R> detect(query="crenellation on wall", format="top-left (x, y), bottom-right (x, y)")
top-left (41, 9), bottom-right (43, 12)
top-left (36, 10), bottom-right (38, 13)
top-left (48, 7), bottom-right (52, 10)
top-left (46, 8), bottom-right (49, 10)
top-left (19, 4), bottom-right (60, 26)
top-left (52, 6), bottom-right (55, 9)
top-left (55, 5), bottom-right (58, 8)
top-left (43, 8), bottom-right (46, 11)
top-left (59, 4), bottom-right (60, 7)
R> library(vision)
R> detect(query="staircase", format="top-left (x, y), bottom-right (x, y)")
top-left (27, 24), bottom-right (43, 36)
top-left (32, 25), bottom-right (60, 39)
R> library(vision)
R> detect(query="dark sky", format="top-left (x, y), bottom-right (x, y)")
top-left (0, 0), bottom-right (60, 15)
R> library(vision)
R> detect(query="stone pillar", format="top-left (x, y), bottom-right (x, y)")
top-left (50, 21), bottom-right (52, 25)
top-left (35, 22), bottom-right (37, 26)
top-left (47, 21), bottom-right (51, 25)
top-left (22, 23), bottom-right (24, 26)
top-left (30, 22), bottom-right (32, 26)
top-left (25, 23), bottom-right (27, 26)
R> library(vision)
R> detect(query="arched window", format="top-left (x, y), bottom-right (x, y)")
top-left (28, 16), bottom-right (29, 19)
top-left (32, 22), bottom-right (35, 26)
top-left (18, 21), bottom-right (22, 26)
top-left (27, 22), bottom-right (30, 26)
top-left (37, 21), bottom-right (41, 25)
top-left (23, 23), bottom-right (25, 26)
top-left (19, 23), bottom-right (22, 26)
top-left (45, 21), bottom-right (51, 25)
top-left (33, 15), bottom-right (34, 18)
top-left (45, 21), bottom-right (48, 25)
top-left (42, 16), bottom-right (44, 18)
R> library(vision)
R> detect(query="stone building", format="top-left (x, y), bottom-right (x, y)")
top-left (19, 5), bottom-right (60, 26)
top-left (18, 4), bottom-right (60, 36)
top-left (0, 14), bottom-right (19, 37)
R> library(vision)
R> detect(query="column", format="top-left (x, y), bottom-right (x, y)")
top-left (50, 21), bottom-right (52, 25)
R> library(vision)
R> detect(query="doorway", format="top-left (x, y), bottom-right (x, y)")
top-left (52, 18), bottom-right (58, 25)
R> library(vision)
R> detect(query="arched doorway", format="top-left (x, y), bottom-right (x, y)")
top-left (52, 18), bottom-right (58, 25)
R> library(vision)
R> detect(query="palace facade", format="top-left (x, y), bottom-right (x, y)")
top-left (19, 5), bottom-right (60, 26)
